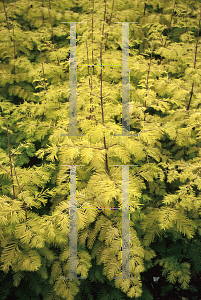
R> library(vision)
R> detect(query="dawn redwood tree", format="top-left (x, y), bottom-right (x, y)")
top-left (0, 0), bottom-right (201, 299)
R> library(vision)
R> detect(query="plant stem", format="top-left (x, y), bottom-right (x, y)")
top-left (144, 41), bottom-right (154, 121)
top-left (12, 159), bottom-right (27, 220)
top-left (186, 5), bottom-right (201, 111)
top-left (5, 118), bottom-right (15, 199)
top-left (2, 0), bottom-right (10, 30)
top-left (92, 0), bottom-right (95, 75)
top-left (159, 0), bottom-right (176, 65)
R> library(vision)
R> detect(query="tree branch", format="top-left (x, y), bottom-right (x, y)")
top-left (0, 164), bottom-right (11, 176)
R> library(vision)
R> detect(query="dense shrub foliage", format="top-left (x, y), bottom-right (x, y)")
top-left (0, 0), bottom-right (201, 299)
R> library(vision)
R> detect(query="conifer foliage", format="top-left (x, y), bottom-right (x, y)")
top-left (0, 0), bottom-right (201, 299)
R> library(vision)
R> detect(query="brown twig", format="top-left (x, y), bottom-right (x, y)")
top-left (0, 164), bottom-right (11, 177)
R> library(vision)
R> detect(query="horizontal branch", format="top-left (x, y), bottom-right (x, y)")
top-left (1, 208), bottom-right (25, 218)
top-left (90, 91), bottom-right (111, 99)
top-left (57, 144), bottom-right (104, 150)
top-left (0, 164), bottom-right (11, 176)
top-left (41, 38), bottom-right (55, 51)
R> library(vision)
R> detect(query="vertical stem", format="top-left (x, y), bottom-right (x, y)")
top-left (144, 41), bottom-right (154, 121)
top-left (86, 40), bottom-right (98, 124)
top-left (2, 1), bottom-right (17, 82)
top-left (89, 0), bottom-right (98, 124)
top-left (105, 0), bottom-right (114, 50)
top-left (101, 0), bottom-right (107, 50)
top-left (186, 5), bottom-right (201, 111)
top-left (109, 0), bottom-right (114, 26)
top-left (193, 7), bottom-right (200, 70)
top-left (185, 7), bottom-right (190, 43)
top-left (13, 159), bottom-right (27, 220)
top-left (100, 34), bottom-right (109, 173)
top-left (40, 49), bottom-right (47, 91)
top-left (187, 82), bottom-right (194, 111)
top-left (12, 16), bottom-right (16, 75)
top-left (48, 0), bottom-right (62, 109)
top-left (2, 0), bottom-right (10, 30)
top-left (100, 46), bottom-right (104, 124)
top-left (65, 60), bottom-right (69, 82)
top-left (92, 0), bottom-right (95, 75)
top-left (41, 0), bottom-right (45, 26)
top-left (47, 0), bottom-right (59, 66)
top-left (47, 0), bottom-right (61, 110)
top-left (102, 0), bottom-right (107, 35)
top-left (86, 40), bottom-right (93, 121)
top-left (159, 0), bottom-right (176, 65)
top-left (144, 2), bottom-right (146, 16)
top-left (5, 118), bottom-right (15, 199)
top-left (40, 48), bottom-right (47, 121)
